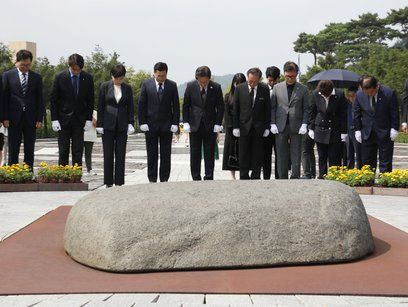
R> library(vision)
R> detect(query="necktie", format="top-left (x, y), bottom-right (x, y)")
top-left (371, 96), bottom-right (376, 112)
top-left (158, 83), bottom-right (163, 101)
top-left (201, 87), bottom-right (206, 103)
top-left (21, 73), bottom-right (27, 96)
top-left (250, 87), bottom-right (255, 107)
top-left (72, 75), bottom-right (78, 97)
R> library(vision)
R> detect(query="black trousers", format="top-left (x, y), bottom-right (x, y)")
top-left (301, 134), bottom-right (316, 178)
top-left (346, 131), bottom-right (362, 169)
top-left (316, 141), bottom-right (342, 178)
top-left (362, 130), bottom-right (393, 173)
top-left (102, 129), bottom-right (127, 186)
top-left (8, 114), bottom-right (36, 169)
top-left (58, 117), bottom-right (84, 166)
top-left (189, 122), bottom-right (216, 181)
top-left (262, 133), bottom-right (279, 179)
top-left (84, 141), bottom-right (94, 172)
top-left (239, 126), bottom-right (264, 180)
top-left (145, 130), bottom-right (172, 182)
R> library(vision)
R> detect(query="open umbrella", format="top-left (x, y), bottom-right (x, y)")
top-left (307, 69), bottom-right (360, 88)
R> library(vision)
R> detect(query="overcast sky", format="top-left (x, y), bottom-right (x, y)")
top-left (1, 0), bottom-right (406, 83)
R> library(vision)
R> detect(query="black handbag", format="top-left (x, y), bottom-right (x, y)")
top-left (227, 139), bottom-right (240, 170)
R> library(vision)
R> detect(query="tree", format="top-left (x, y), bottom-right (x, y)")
top-left (0, 43), bottom-right (13, 74)
top-left (84, 45), bottom-right (122, 102)
top-left (32, 57), bottom-right (57, 137)
top-left (125, 68), bottom-right (151, 125)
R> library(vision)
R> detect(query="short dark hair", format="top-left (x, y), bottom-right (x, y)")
top-left (68, 54), bottom-right (85, 69)
top-left (154, 62), bottom-right (168, 72)
top-left (347, 86), bottom-right (358, 93)
top-left (195, 66), bottom-right (211, 79)
top-left (16, 49), bottom-right (33, 62)
top-left (361, 75), bottom-right (378, 90)
top-left (266, 66), bottom-right (280, 79)
top-left (317, 80), bottom-right (334, 97)
top-left (283, 61), bottom-right (299, 73)
top-left (110, 64), bottom-right (126, 78)
top-left (247, 67), bottom-right (262, 78)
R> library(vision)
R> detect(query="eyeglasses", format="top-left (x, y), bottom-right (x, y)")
top-left (285, 75), bottom-right (297, 79)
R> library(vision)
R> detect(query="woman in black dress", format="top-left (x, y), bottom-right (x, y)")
top-left (222, 73), bottom-right (246, 179)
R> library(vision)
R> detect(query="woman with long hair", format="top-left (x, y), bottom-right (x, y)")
top-left (222, 73), bottom-right (246, 179)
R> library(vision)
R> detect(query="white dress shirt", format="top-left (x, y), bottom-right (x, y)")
top-left (17, 68), bottom-right (29, 86)
top-left (155, 79), bottom-right (165, 92)
top-left (318, 88), bottom-right (336, 109)
top-left (114, 84), bottom-right (122, 103)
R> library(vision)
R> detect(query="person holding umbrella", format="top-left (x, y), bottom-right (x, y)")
top-left (308, 80), bottom-right (348, 178)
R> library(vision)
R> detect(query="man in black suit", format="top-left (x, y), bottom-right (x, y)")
top-left (138, 62), bottom-right (180, 182)
top-left (50, 54), bottom-right (94, 166)
top-left (2, 49), bottom-right (44, 168)
top-left (401, 79), bottom-right (408, 133)
top-left (182, 66), bottom-right (224, 180)
top-left (233, 67), bottom-right (271, 180)
top-left (263, 66), bottom-right (280, 179)
top-left (354, 75), bottom-right (399, 172)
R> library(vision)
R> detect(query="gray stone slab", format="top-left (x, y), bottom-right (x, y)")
top-left (64, 180), bottom-right (374, 272)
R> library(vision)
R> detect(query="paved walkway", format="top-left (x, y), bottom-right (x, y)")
top-left (0, 134), bottom-right (407, 306)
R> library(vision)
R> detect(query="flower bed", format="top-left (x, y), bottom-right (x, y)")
top-left (0, 164), bottom-right (33, 184)
top-left (0, 162), bottom-right (88, 192)
top-left (325, 165), bottom-right (408, 196)
top-left (325, 165), bottom-right (375, 187)
top-left (37, 162), bottom-right (82, 183)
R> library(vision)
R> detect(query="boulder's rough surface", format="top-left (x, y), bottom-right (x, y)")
top-left (64, 180), bottom-right (375, 272)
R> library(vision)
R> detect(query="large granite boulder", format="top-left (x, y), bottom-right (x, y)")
top-left (64, 180), bottom-right (375, 272)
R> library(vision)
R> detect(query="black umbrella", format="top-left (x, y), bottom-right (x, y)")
top-left (307, 69), bottom-right (360, 88)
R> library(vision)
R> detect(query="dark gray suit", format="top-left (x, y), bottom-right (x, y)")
top-left (183, 80), bottom-right (224, 180)
top-left (271, 81), bottom-right (310, 179)
top-left (233, 82), bottom-right (271, 179)
top-left (138, 78), bottom-right (180, 182)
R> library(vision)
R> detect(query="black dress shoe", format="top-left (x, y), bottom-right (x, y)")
top-left (106, 184), bottom-right (113, 188)
top-left (300, 175), bottom-right (312, 179)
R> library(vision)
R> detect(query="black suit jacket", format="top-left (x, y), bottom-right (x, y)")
top-left (97, 81), bottom-right (135, 132)
top-left (2, 68), bottom-right (44, 126)
top-left (309, 89), bottom-right (347, 144)
top-left (138, 78), bottom-right (180, 132)
top-left (182, 80), bottom-right (224, 132)
top-left (233, 82), bottom-right (271, 136)
top-left (50, 70), bottom-right (94, 127)
top-left (402, 79), bottom-right (408, 124)
top-left (353, 85), bottom-right (399, 141)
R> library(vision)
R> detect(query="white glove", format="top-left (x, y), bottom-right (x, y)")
top-left (263, 129), bottom-right (270, 137)
top-left (308, 129), bottom-right (314, 140)
top-left (213, 124), bottom-right (223, 133)
top-left (402, 122), bottom-right (407, 130)
top-left (233, 128), bottom-right (240, 137)
top-left (140, 124), bottom-right (149, 132)
top-left (183, 122), bottom-right (191, 133)
top-left (298, 123), bottom-right (307, 135)
top-left (96, 127), bottom-right (104, 134)
top-left (52, 120), bottom-right (61, 132)
top-left (84, 120), bottom-right (92, 131)
top-left (170, 125), bottom-right (178, 133)
top-left (127, 124), bottom-right (135, 135)
top-left (270, 124), bottom-right (279, 134)
top-left (341, 134), bottom-right (348, 142)
top-left (390, 128), bottom-right (398, 141)
top-left (355, 130), bottom-right (362, 143)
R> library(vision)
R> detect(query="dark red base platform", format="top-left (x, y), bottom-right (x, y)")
top-left (0, 206), bottom-right (407, 296)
